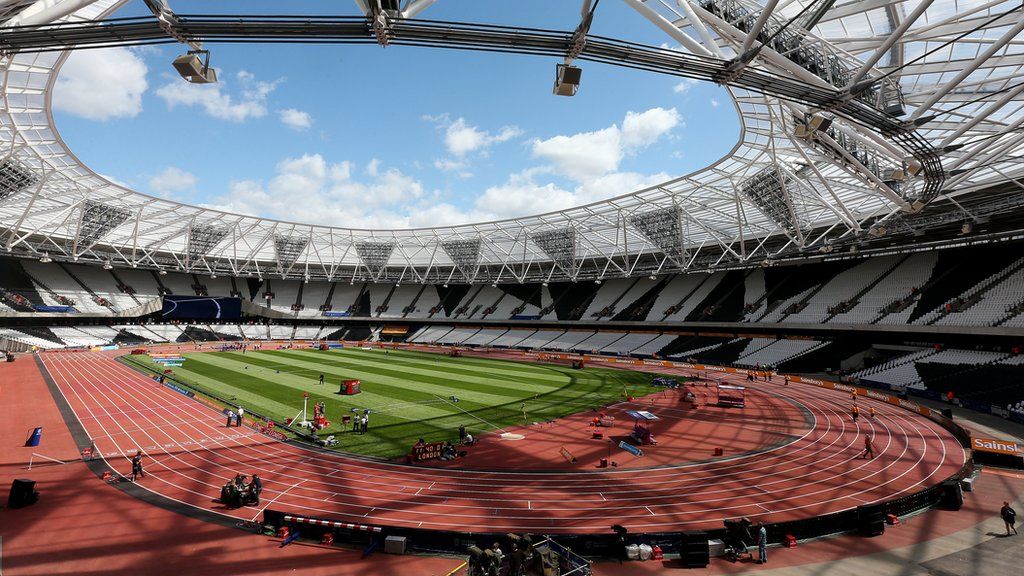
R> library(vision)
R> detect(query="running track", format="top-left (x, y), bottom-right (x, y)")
top-left (38, 350), bottom-right (967, 534)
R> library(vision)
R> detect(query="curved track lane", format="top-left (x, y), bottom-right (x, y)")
top-left (40, 351), bottom-right (966, 534)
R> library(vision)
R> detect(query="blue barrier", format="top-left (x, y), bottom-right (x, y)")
top-left (279, 530), bottom-right (301, 547)
top-left (618, 440), bottom-right (643, 457)
top-left (25, 426), bottom-right (42, 447)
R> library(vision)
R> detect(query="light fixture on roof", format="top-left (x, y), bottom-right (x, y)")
top-left (172, 50), bottom-right (217, 84)
top-left (594, 279), bottom-right (602, 284)
top-left (210, 274), bottom-right (217, 279)
top-left (159, 269), bottom-right (168, 275)
top-left (649, 275), bottom-right (657, 280)
top-left (442, 284), bottom-right (449, 288)
top-left (102, 262), bottom-right (113, 270)
top-left (39, 254), bottom-right (52, 263)
top-left (553, 64), bottom-right (582, 96)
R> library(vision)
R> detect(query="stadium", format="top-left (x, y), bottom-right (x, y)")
top-left (0, 1), bottom-right (1022, 575)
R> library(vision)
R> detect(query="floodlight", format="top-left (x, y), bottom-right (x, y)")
top-left (553, 64), bottom-right (582, 96)
top-left (794, 114), bottom-right (832, 137)
top-left (159, 269), bottom-right (167, 275)
top-left (39, 254), bottom-right (52, 263)
top-left (102, 262), bottom-right (113, 269)
top-left (172, 50), bottom-right (217, 84)
top-left (211, 274), bottom-right (217, 279)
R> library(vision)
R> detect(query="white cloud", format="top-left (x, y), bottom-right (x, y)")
top-left (442, 118), bottom-right (522, 157)
top-left (710, 98), bottom-right (720, 107)
top-left (366, 158), bottom-right (381, 177)
top-left (207, 154), bottom-right (430, 227)
top-left (673, 78), bottom-right (698, 94)
top-left (203, 106), bottom-right (681, 227)
top-left (531, 107), bottom-right (681, 182)
top-left (532, 126), bottom-right (623, 182)
top-left (53, 47), bottom-right (148, 121)
top-left (148, 166), bottom-right (197, 196)
top-left (278, 108), bottom-right (312, 131)
top-left (476, 171), bottom-right (577, 217)
top-left (473, 169), bottom-right (671, 219)
top-left (424, 115), bottom-right (523, 176)
top-left (621, 107), bottom-right (682, 150)
top-left (434, 158), bottom-right (466, 172)
top-left (155, 70), bottom-right (280, 122)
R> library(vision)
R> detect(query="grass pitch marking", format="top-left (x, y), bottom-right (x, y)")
top-left (435, 394), bottom-right (510, 435)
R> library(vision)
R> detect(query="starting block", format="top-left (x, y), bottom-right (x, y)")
top-left (592, 430), bottom-right (603, 439)
top-left (886, 514), bottom-right (900, 526)
top-left (101, 470), bottom-right (112, 481)
top-left (713, 447), bottom-right (724, 456)
top-left (277, 526), bottom-right (290, 539)
top-left (784, 534), bottom-right (797, 548)
top-left (321, 532), bottom-right (334, 545)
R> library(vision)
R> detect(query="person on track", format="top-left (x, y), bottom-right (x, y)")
top-left (869, 406), bottom-right (876, 419)
top-left (129, 450), bottom-right (145, 482)
top-left (756, 521), bottom-right (768, 564)
top-left (862, 434), bottom-right (875, 459)
top-left (236, 407), bottom-right (244, 427)
top-left (1002, 501), bottom-right (1018, 536)
top-left (852, 405), bottom-right (860, 423)
top-left (226, 409), bottom-right (235, 428)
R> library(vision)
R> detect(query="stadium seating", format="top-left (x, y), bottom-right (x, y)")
top-left (462, 328), bottom-right (506, 346)
top-left (544, 331), bottom-right (597, 351)
top-left (515, 330), bottom-right (565, 349)
top-left (488, 329), bottom-right (536, 347)
top-left (599, 332), bottom-right (661, 356)
top-left (735, 339), bottom-right (827, 368)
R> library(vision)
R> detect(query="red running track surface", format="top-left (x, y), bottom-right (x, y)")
top-left (39, 350), bottom-right (966, 534)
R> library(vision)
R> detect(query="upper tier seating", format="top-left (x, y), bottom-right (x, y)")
top-left (734, 339), bottom-right (826, 368)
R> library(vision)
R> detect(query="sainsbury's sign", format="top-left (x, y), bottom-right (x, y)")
top-left (971, 436), bottom-right (1022, 456)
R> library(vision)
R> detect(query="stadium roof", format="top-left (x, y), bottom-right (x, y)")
top-left (1, 0), bottom-right (1022, 283)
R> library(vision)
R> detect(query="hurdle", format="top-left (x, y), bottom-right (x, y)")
top-left (27, 452), bottom-right (69, 470)
top-left (282, 515), bottom-right (382, 533)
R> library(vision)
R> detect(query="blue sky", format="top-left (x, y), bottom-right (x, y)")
top-left (53, 0), bottom-right (739, 228)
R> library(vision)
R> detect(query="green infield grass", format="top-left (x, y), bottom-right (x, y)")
top-left (124, 347), bottom-right (667, 459)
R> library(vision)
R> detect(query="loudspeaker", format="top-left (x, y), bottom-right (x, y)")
top-left (678, 531), bottom-right (709, 568)
top-left (8, 478), bottom-right (38, 509)
top-left (857, 504), bottom-right (885, 537)
top-left (940, 479), bottom-right (963, 510)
